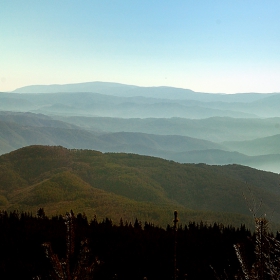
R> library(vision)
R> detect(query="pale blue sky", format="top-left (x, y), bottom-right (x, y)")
top-left (1, 1), bottom-right (280, 93)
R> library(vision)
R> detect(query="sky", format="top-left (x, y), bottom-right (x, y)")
top-left (1, 0), bottom-right (280, 94)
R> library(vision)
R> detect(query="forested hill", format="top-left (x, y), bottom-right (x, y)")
top-left (1, 145), bottom-right (280, 227)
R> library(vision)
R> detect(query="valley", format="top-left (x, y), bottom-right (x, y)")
top-left (1, 82), bottom-right (280, 173)
top-left (1, 82), bottom-right (280, 227)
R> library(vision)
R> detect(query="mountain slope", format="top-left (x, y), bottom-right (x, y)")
top-left (1, 91), bottom-right (257, 118)
top-left (0, 113), bottom-right (227, 155)
top-left (171, 149), bottom-right (280, 173)
top-left (0, 145), bottom-right (280, 227)
top-left (0, 120), bottom-right (104, 154)
top-left (0, 111), bottom-right (79, 129)
top-left (223, 134), bottom-right (280, 156)
top-left (97, 132), bottom-right (225, 152)
top-left (1, 112), bottom-right (280, 173)
top-left (56, 115), bottom-right (280, 142)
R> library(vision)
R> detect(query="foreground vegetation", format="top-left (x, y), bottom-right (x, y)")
top-left (1, 146), bottom-right (280, 279)
top-left (0, 210), bottom-right (254, 280)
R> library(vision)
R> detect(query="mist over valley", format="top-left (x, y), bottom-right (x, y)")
top-left (1, 82), bottom-right (280, 174)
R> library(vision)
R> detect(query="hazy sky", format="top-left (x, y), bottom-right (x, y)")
top-left (1, 1), bottom-right (280, 93)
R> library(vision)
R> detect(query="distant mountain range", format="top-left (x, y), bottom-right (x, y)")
top-left (0, 91), bottom-right (257, 118)
top-left (11, 81), bottom-right (278, 102)
top-left (0, 81), bottom-right (278, 118)
top-left (1, 79), bottom-right (280, 173)
top-left (1, 81), bottom-right (280, 226)
top-left (1, 145), bottom-right (280, 227)
top-left (223, 134), bottom-right (280, 156)
top-left (0, 111), bottom-right (280, 173)
top-left (55, 115), bottom-right (280, 142)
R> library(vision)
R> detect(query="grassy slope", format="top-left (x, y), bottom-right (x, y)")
top-left (0, 145), bottom-right (279, 228)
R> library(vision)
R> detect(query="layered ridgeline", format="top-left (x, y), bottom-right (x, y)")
top-left (2, 81), bottom-right (280, 118)
top-left (1, 145), bottom-right (280, 228)
top-left (1, 111), bottom-right (280, 173)
top-left (1, 82), bottom-right (280, 173)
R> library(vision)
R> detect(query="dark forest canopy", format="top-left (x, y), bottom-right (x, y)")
top-left (0, 210), bottom-right (254, 280)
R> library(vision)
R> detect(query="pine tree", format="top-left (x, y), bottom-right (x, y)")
top-left (234, 217), bottom-right (280, 280)
top-left (39, 211), bottom-right (100, 280)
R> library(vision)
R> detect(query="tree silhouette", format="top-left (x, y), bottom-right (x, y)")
top-left (234, 217), bottom-right (280, 280)
top-left (40, 211), bottom-right (100, 280)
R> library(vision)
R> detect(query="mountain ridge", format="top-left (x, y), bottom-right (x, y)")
top-left (12, 81), bottom-right (278, 102)
top-left (1, 112), bottom-right (280, 173)
top-left (1, 145), bottom-right (280, 228)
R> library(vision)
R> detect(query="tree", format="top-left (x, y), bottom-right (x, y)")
top-left (39, 211), bottom-right (100, 280)
top-left (234, 216), bottom-right (280, 280)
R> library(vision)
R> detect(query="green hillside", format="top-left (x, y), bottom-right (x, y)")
top-left (1, 145), bottom-right (280, 228)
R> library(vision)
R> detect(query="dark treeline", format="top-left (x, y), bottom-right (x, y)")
top-left (0, 210), bottom-right (255, 280)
